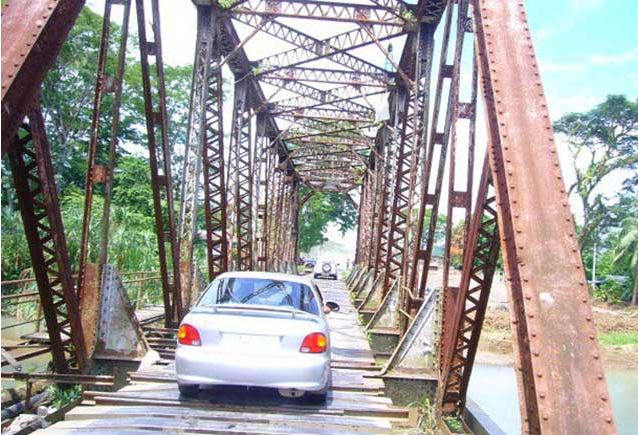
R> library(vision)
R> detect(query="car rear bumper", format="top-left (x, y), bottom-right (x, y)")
top-left (175, 346), bottom-right (331, 391)
top-left (313, 273), bottom-right (337, 279)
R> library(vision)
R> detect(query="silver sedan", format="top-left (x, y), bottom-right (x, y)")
top-left (175, 271), bottom-right (340, 403)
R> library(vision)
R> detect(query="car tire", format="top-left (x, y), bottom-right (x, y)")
top-left (306, 391), bottom-right (328, 405)
top-left (178, 383), bottom-right (198, 398)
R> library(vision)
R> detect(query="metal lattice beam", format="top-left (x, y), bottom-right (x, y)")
top-left (135, 0), bottom-right (183, 327)
top-left (232, 0), bottom-right (406, 26)
top-left (8, 104), bottom-right (87, 372)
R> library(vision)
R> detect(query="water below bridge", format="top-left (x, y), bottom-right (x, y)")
top-left (468, 364), bottom-right (638, 435)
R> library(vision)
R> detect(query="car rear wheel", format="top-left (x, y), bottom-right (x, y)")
top-left (178, 383), bottom-right (198, 398)
top-left (306, 391), bottom-right (328, 405)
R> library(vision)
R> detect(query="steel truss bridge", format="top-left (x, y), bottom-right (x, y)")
top-left (1, 0), bottom-right (617, 433)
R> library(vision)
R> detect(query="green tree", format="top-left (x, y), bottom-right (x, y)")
top-left (554, 95), bottom-right (638, 251)
top-left (298, 190), bottom-right (357, 253)
top-left (613, 215), bottom-right (638, 305)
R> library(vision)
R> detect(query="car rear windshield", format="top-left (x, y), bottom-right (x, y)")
top-left (198, 277), bottom-right (320, 315)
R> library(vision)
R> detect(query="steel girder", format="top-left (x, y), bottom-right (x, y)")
top-left (371, 122), bottom-right (396, 276)
top-left (473, 0), bottom-right (615, 431)
top-left (135, 0), bottom-right (183, 327)
top-left (8, 104), bottom-right (88, 373)
top-left (255, 24), bottom-right (406, 74)
top-left (263, 77), bottom-right (377, 116)
top-left (256, 135), bottom-right (277, 270)
top-left (232, 0), bottom-right (406, 26)
top-left (76, 0), bottom-right (132, 301)
top-left (228, 79), bottom-right (255, 271)
top-left (408, 0), bottom-right (472, 313)
top-left (234, 15), bottom-right (389, 79)
top-left (382, 23), bottom-right (434, 305)
top-left (439, 157), bottom-right (498, 412)
top-left (1, 0), bottom-right (84, 152)
top-left (182, 6), bottom-right (230, 283)
top-left (259, 67), bottom-right (389, 87)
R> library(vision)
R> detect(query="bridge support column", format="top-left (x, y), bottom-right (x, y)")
top-left (8, 103), bottom-right (87, 372)
top-left (135, 0), bottom-right (183, 327)
top-left (228, 79), bottom-right (254, 271)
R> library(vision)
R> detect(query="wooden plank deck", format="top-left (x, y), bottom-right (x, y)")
top-left (37, 279), bottom-right (415, 434)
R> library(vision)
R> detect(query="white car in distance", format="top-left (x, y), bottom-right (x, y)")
top-left (313, 260), bottom-right (339, 280)
top-left (175, 271), bottom-right (339, 404)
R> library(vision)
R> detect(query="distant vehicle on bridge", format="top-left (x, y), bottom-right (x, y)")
top-left (175, 271), bottom-right (340, 404)
top-left (313, 259), bottom-right (339, 280)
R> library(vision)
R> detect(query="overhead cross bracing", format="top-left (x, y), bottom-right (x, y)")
top-left (0, 0), bottom-right (619, 433)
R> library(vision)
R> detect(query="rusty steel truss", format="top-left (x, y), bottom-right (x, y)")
top-left (0, 0), bottom-right (617, 432)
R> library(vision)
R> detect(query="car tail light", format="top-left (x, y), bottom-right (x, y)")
top-left (178, 324), bottom-right (201, 346)
top-left (300, 332), bottom-right (327, 353)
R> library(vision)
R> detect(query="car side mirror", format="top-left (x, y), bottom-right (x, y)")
top-left (325, 301), bottom-right (340, 313)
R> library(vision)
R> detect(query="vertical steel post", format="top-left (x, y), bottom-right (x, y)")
top-left (181, 5), bottom-right (228, 284)
top-left (408, 0), bottom-right (471, 314)
top-left (227, 79), bottom-right (254, 270)
top-left (8, 104), bottom-right (87, 372)
top-left (77, 0), bottom-right (131, 300)
top-left (439, 157), bottom-right (499, 412)
top-left (135, 0), bottom-right (183, 327)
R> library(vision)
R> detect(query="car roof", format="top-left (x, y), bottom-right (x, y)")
top-left (215, 270), bottom-right (313, 286)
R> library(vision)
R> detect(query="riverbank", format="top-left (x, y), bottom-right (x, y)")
top-left (477, 303), bottom-right (638, 369)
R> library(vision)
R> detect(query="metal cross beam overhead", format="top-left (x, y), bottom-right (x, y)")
top-left (258, 67), bottom-right (390, 87)
top-left (232, 0), bottom-right (407, 26)
top-left (233, 14), bottom-right (390, 79)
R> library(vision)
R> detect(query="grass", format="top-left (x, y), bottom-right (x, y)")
top-left (408, 397), bottom-right (441, 435)
top-left (443, 416), bottom-right (465, 433)
top-left (598, 331), bottom-right (638, 346)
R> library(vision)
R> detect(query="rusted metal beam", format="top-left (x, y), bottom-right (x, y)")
top-left (259, 67), bottom-right (389, 87)
top-left (408, 0), bottom-right (471, 312)
top-left (234, 14), bottom-right (389, 79)
top-left (382, 23), bottom-right (434, 303)
top-left (475, 0), bottom-right (615, 432)
top-left (135, 0), bottom-right (183, 327)
top-left (8, 103), bottom-right (87, 372)
top-left (439, 157), bottom-right (499, 412)
top-left (1, 0), bottom-right (85, 153)
top-left (232, 0), bottom-right (406, 26)
top-left (228, 79), bottom-right (254, 271)
top-left (76, 0), bottom-right (131, 301)
top-left (256, 25), bottom-right (405, 75)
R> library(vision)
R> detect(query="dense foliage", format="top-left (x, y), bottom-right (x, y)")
top-left (298, 188), bottom-right (358, 253)
top-left (1, 8), bottom-right (191, 295)
top-left (555, 95), bottom-right (638, 304)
